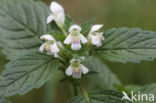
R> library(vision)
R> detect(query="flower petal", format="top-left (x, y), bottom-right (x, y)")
top-left (64, 35), bottom-right (72, 44)
top-left (100, 32), bottom-right (105, 40)
top-left (69, 25), bottom-right (81, 33)
top-left (65, 65), bottom-right (73, 76)
top-left (54, 53), bottom-right (59, 58)
top-left (39, 43), bottom-right (46, 52)
top-left (72, 67), bottom-right (82, 79)
top-left (40, 34), bottom-right (55, 41)
top-left (47, 14), bottom-right (53, 24)
top-left (57, 41), bottom-right (64, 48)
top-left (91, 35), bottom-right (99, 45)
top-left (96, 42), bottom-right (102, 47)
top-left (91, 34), bottom-right (103, 47)
top-left (51, 43), bottom-right (59, 53)
top-left (70, 58), bottom-right (76, 63)
top-left (96, 33), bottom-right (104, 47)
top-left (80, 34), bottom-right (87, 44)
top-left (80, 64), bottom-right (89, 74)
top-left (71, 41), bottom-right (81, 50)
top-left (91, 24), bottom-right (103, 32)
top-left (54, 13), bottom-right (65, 27)
top-left (50, 2), bottom-right (64, 14)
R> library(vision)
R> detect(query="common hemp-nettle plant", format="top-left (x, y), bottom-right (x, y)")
top-left (0, 0), bottom-right (156, 103)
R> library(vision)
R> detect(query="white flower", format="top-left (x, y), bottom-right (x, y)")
top-left (88, 24), bottom-right (104, 47)
top-left (65, 57), bottom-right (89, 79)
top-left (39, 34), bottom-right (60, 58)
top-left (64, 25), bottom-right (87, 50)
top-left (47, 2), bottom-right (65, 28)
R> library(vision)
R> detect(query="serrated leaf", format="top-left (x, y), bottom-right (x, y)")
top-left (80, 18), bottom-right (95, 35)
top-left (47, 30), bottom-right (65, 42)
top-left (126, 84), bottom-right (156, 97)
top-left (95, 27), bottom-right (156, 63)
top-left (86, 56), bottom-right (121, 90)
top-left (125, 84), bottom-right (156, 103)
top-left (0, 52), bottom-right (61, 97)
top-left (0, 0), bottom-right (49, 59)
top-left (140, 84), bottom-right (156, 96)
top-left (68, 90), bottom-right (132, 103)
top-left (125, 85), bottom-right (141, 93)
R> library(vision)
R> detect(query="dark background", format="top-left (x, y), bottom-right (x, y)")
top-left (0, 0), bottom-right (156, 103)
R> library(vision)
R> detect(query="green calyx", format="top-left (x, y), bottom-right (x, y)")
top-left (72, 62), bottom-right (80, 67)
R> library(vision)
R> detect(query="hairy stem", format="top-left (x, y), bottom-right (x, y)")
top-left (79, 85), bottom-right (91, 103)
top-left (72, 83), bottom-right (78, 96)
top-left (61, 27), bottom-right (68, 36)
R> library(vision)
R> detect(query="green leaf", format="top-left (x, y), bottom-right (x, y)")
top-left (125, 84), bottom-right (156, 97)
top-left (67, 45), bottom-right (89, 58)
top-left (86, 56), bottom-right (121, 90)
top-left (140, 84), bottom-right (156, 96)
top-left (95, 27), bottom-right (156, 63)
top-left (0, 52), bottom-right (61, 97)
top-left (80, 18), bottom-right (95, 35)
top-left (68, 90), bottom-right (131, 103)
top-left (0, 49), bottom-right (8, 72)
top-left (0, 0), bottom-right (49, 59)
top-left (49, 21), bottom-right (61, 32)
top-left (124, 85), bottom-right (141, 93)
top-left (63, 15), bottom-right (74, 32)
top-left (125, 84), bottom-right (156, 103)
top-left (48, 30), bottom-right (65, 42)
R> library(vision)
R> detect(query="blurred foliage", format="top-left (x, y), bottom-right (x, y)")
top-left (1, 0), bottom-right (156, 103)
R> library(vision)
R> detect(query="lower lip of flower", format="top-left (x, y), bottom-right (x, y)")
top-left (45, 45), bottom-right (51, 52)
top-left (74, 68), bottom-right (80, 73)
top-left (73, 68), bottom-right (81, 78)
top-left (73, 37), bottom-right (79, 44)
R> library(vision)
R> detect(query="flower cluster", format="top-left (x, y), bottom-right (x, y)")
top-left (39, 1), bottom-right (104, 79)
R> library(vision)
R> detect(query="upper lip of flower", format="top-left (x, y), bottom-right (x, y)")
top-left (90, 24), bottom-right (104, 33)
top-left (50, 2), bottom-right (64, 14)
top-left (40, 34), bottom-right (55, 41)
top-left (47, 1), bottom-right (65, 27)
top-left (69, 25), bottom-right (81, 33)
